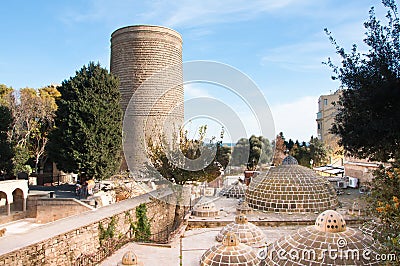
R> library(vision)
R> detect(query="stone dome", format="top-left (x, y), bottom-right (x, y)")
top-left (201, 232), bottom-right (260, 265)
top-left (281, 155), bottom-right (299, 165)
top-left (263, 210), bottom-right (381, 265)
top-left (315, 209), bottom-right (346, 233)
top-left (236, 200), bottom-right (253, 215)
top-left (216, 214), bottom-right (266, 247)
top-left (220, 181), bottom-right (246, 199)
top-left (118, 251), bottom-right (143, 266)
top-left (192, 200), bottom-right (219, 217)
top-left (245, 156), bottom-right (338, 212)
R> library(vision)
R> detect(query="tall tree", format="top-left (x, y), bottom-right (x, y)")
top-left (326, 0), bottom-right (400, 254)
top-left (259, 136), bottom-right (273, 164)
top-left (48, 62), bottom-right (122, 179)
top-left (309, 136), bottom-right (329, 167)
top-left (284, 139), bottom-right (295, 152)
top-left (30, 86), bottom-right (61, 172)
top-left (326, 0), bottom-right (400, 162)
top-left (247, 135), bottom-right (262, 170)
top-left (272, 133), bottom-right (286, 166)
top-left (0, 105), bottom-right (14, 175)
top-left (0, 84), bottom-right (13, 107)
top-left (230, 136), bottom-right (272, 167)
top-left (231, 138), bottom-right (250, 166)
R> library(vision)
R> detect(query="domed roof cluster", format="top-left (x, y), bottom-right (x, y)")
top-left (200, 232), bottom-right (260, 266)
top-left (246, 156), bottom-right (338, 212)
top-left (220, 181), bottom-right (246, 199)
top-left (216, 214), bottom-right (266, 247)
top-left (263, 210), bottom-right (381, 265)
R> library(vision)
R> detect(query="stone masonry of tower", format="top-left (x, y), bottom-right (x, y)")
top-left (110, 25), bottom-right (184, 172)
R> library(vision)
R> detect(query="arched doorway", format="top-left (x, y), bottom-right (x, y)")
top-left (12, 188), bottom-right (24, 212)
top-left (0, 191), bottom-right (8, 215)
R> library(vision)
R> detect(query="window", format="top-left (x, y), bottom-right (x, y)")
top-left (324, 99), bottom-right (328, 105)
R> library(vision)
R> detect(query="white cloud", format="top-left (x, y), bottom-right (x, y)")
top-left (270, 96), bottom-right (318, 141)
top-left (59, 0), bottom-right (302, 28)
top-left (162, 0), bottom-right (299, 28)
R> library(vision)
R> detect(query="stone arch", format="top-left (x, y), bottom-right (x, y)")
top-left (0, 191), bottom-right (8, 216)
top-left (12, 188), bottom-right (24, 212)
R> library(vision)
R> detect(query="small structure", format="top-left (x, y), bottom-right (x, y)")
top-left (264, 210), bottom-right (380, 265)
top-left (220, 181), bottom-right (246, 199)
top-left (244, 171), bottom-right (260, 186)
top-left (245, 156), bottom-right (338, 212)
top-left (0, 180), bottom-right (29, 216)
top-left (216, 214), bottom-right (266, 247)
top-left (236, 200), bottom-right (253, 215)
top-left (200, 232), bottom-right (260, 265)
top-left (192, 202), bottom-right (219, 217)
top-left (118, 251), bottom-right (143, 266)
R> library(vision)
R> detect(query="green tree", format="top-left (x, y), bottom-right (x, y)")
top-left (29, 86), bottom-right (61, 173)
top-left (284, 139), bottom-right (295, 152)
top-left (309, 136), bottom-right (329, 167)
top-left (12, 87), bottom-right (60, 173)
top-left (0, 105), bottom-right (14, 175)
top-left (48, 62), bottom-right (122, 179)
top-left (231, 138), bottom-right (249, 166)
top-left (326, 0), bottom-right (400, 255)
top-left (247, 135), bottom-right (262, 170)
top-left (230, 136), bottom-right (272, 168)
top-left (259, 137), bottom-right (273, 164)
top-left (146, 126), bottom-right (228, 227)
top-left (146, 126), bottom-right (223, 185)
top-left (0, 84), bottom-right (13, 106)
top-left (368, 164), bottom-right (400, 255)
top-left (326, 0), bottom-right (400, 162)
top-left (292, 141), bottom-right (311, 167)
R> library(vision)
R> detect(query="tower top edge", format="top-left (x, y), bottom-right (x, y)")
top-left (111, 25), bottom-right (182, 42)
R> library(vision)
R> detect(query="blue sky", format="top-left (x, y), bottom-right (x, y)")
top-left (0, 0), bottom-right (388, 142)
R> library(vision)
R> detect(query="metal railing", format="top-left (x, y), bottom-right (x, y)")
top-left (74, 217), bottom-right (185, 265)
top-left (75, 234), bottom-right (131, 266)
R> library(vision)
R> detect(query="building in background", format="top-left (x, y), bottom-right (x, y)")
top-left (316, 90), bottom-right (342, 166)
top-left (316, 90), bottom-right (380, 184)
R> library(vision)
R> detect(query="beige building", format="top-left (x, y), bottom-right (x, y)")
top-left (316, 90), bottom-right (342, 165)
top-left (316, 90), bottom-right (379, 183)
top-left (316, 90), bottom-right (340, 143)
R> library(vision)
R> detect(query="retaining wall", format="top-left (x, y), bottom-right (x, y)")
top-left (0, 189), bottom-right (176, 265)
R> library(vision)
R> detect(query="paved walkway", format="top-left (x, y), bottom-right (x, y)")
top-left (0, 218), bottom-right (42, 236)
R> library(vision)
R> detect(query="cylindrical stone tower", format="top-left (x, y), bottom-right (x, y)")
top-left (110, 25), bottom-right (184, 173)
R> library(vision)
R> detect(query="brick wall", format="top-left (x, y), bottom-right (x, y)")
top-left (110, 25), bottom-right (184, 171)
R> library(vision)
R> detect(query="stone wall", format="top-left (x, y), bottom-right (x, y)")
top-left (25, 193), bottom-right (50, 219)
top-left (0, 189), bottom-right (177, 265)
top-left (35, 198), bottom-right (93, 223)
